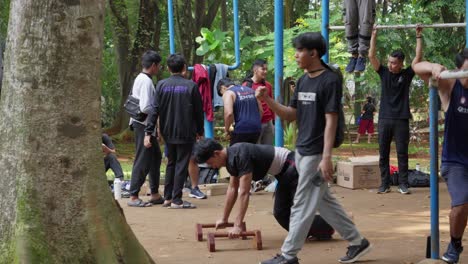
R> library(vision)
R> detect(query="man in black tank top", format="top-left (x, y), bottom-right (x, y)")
top-left (413, 50), bottom-right (468, 264)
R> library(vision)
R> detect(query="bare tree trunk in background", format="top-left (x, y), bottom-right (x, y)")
top-left (382, 0), bottom-right (388, 17)
top-left (107, 0), bottom-right (160, 134)
top-left (285, 0), bottom-right (293, 28)
top-left (221, 0), bottom-right (228, 31)
top-left (292, 0), bottom-right (310, 25)
top-left (174, 0), bottom-right (222, 65)
top-left (0, 0), bottom-right (154, 263)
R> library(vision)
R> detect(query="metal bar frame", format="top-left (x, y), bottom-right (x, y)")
top-left (329, 23), bottom-right (466, 30)
top-left (167, 0), bottom-right (240, 138)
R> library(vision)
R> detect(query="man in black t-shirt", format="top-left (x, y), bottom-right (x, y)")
top-left (369, 26), bottom-right (423, 195)
top-left (193, 139), bottom-right (334, 240)
top-left (256, 32), bottom-right (370, 264)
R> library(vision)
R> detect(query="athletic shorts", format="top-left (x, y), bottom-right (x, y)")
top-left (441, 163), bottom-right (468, 207)
top-left (358, 119), bottom-right (374, 135)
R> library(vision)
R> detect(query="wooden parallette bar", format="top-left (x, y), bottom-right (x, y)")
top-left (207, 230), bottom-right (262, 252)
top-left (195, 222), bottom-right (247, 241)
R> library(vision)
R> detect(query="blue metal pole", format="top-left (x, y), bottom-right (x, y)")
top-left (274, 0), bottom-right (284, 147)
top-left (466, 0), bottom-right (468, 47)
top-left (167, 0), bottom-right (175, 54)
top-left (321, 0), bottom-right (330, 63)
top-left (429, 82), bottom-right (439, 259)
top-left (228, 0), bottom-right (241, 70)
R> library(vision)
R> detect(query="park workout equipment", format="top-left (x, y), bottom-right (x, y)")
top-left (329, 23), bottom-right (466, 30)
top-left (195, 222), bottom-right (246, 241)
top-left (314, 0), bottom-right (468, 259)
top-left (167, 0), bottom-right (240, 139)
top-left (207, 230), bottom-right (262, 252)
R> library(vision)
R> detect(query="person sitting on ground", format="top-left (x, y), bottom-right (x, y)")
top-left (413, 49), bottom-right (468, 264)
top-left (217, 78), bottom-right (263, 145)
top-left (102, 133), bottom-right (124, 184)
top-left (353, 96), bottom-right (376, 144)
top-left (343, 0), bottom-right (375, 73)
top-left (193, 139), bottom-right (335, 240)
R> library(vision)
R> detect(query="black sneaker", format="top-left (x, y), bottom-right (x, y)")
top-left (354, 57), bottom-right (366, 72)
top-left (377, 185), bottom-right (391, 194)
top-left (442, 242), bottom-right (463, 264)
top-left (260, 254), bottom-right (299, 264)
top-left (189, 186), bottom-right (207, 199)
top-left (339, 238), bottom-right (372, 263)
top-left (345, 57), bottom-right (358, 73)
top-left (397, 184), bottom-right (411, 194)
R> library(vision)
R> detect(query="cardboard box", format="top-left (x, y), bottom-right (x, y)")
top-left (199, 183), bottom-right (229, 196)
top-left (336, 156), bottom-right (381, 189)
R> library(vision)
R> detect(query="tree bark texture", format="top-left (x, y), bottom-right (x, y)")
top-left (107, 0), bottom-right (159, 134)
top-left (0, 1), bottom-right (154, 263)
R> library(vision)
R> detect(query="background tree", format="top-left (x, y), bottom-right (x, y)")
top-left (0, 0), bottom-right (154, 262)
top-left (105, 0), bottom-right (162, 133)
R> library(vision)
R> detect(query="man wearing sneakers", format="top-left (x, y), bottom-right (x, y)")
top-left (145, 53), bottom-right (204, 209)
top-left (343, 0), bottom-right (375, 73)
top-left (193, 139), bottom-right (335, 240)
top-left (256, 32), bottom-right (371, 264)
top-left (369, 25), bottom-right (423, 195)
top-left (413, 50), bottom-right (468, 264)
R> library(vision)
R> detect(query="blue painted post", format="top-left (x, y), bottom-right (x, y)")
top-left (429, 81), bottom-right (439, 259)
top-left (228, 0), bottom-right (241, 70)
top-left (167, 0), bottom-right (175, 54)
top-left (274, 0), bottom-right (284, 147)
top-left (321, 0), bottom-right (330, 63)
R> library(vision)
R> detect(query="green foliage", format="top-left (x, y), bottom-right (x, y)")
top-left (101, 6), bottom-right (122, 127)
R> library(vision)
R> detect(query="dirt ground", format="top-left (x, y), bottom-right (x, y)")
top-left (119, 184), bottom-right (467, 264)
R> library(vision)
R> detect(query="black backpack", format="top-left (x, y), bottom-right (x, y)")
top-left (408, 170), bottom-right (430, 187)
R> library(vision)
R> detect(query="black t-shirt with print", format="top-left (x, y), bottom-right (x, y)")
top-left (289, 70), bottom-right (342, 156)
top-left (377, 65), bottom-right (415, 119)
top-left (361, 103), bottom-right (376, 120)
top-left (226, 143), bottom-right (275, 181)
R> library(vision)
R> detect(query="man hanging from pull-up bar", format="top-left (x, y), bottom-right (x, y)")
top-left (413, 49), bottom-right (468, 264)
top-left (369, 25), bottom-right (423, 195)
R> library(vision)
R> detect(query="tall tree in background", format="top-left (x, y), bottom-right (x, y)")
top-left (174, 0), bottom-right (222, 65)
top-left (0, 0), bottom-right (154, 262)
top-left (107, 0), bottom-right (162, 133)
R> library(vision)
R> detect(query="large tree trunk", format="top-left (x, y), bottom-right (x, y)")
top-left (107, 0), bottom-right (160, 134)
top-left (0, 1), bottom-right (154, 263)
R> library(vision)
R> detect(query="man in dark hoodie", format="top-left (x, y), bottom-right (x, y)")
top-left (145, 53), bottom-right (204, 209)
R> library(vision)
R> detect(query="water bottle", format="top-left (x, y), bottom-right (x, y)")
top-left (114, 178), bottom-right (122, 200)
top-left (415, 163), bottom-right (420, 171)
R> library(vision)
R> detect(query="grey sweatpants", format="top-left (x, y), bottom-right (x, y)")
top-left (257, 121), bottom-right (274, 145)
top-left (344, 0), bottom-right (375, 56)
top-left (281, 152), bottom-right (362, 258)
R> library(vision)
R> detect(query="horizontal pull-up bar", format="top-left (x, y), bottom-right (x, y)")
top-left (329, 23), bottom-right (466, 30)
top-left (439, 69), bottom-right (468, 79)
